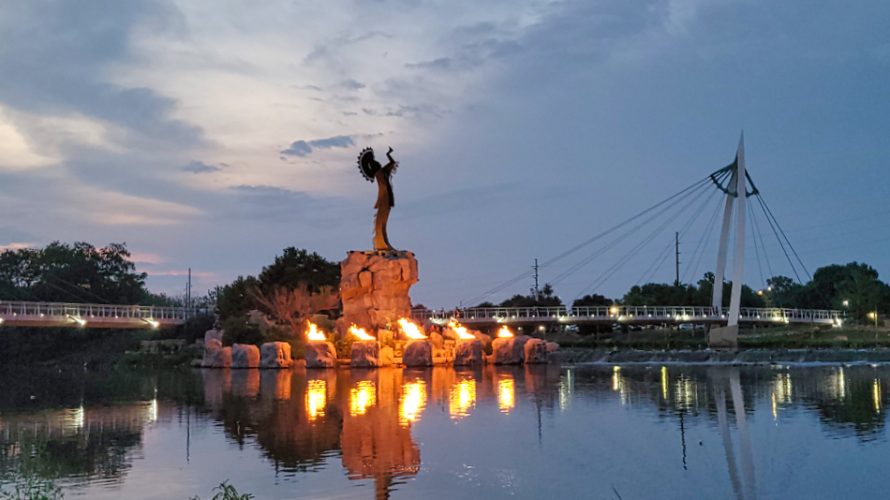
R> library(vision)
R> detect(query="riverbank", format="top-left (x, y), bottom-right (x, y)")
top-left (552, 347), bottom-right (890, 365)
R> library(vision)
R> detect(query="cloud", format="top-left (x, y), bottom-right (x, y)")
top-left (280, 135), bottom-right (355, 157)
top-left (181, 160), bottom-right (222, 174)
top-left (0, 242), bottom-right (37, 252)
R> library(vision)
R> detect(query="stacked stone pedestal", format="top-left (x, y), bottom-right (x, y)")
top-left (453, 339), bottom-right (483, 366)
top-left (491, 336), bottom-right (531, 365)
top-left (351, 341), bottom-right (394, 368)
top-left (306, 341), bottom-right (338, 368)
top-left (260, 342), bottom-right (294, 368)
top-left (340, 251), bottom-right (419, 333)
top-left (403, 340), bottom-right (433, 367)
top-left (202, 330), bottom-right (232, 368)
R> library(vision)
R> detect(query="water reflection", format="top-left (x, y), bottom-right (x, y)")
top-left (449, 379), bottom-right (476, 420)
top-left (4, 364), bottom-right (890, 498)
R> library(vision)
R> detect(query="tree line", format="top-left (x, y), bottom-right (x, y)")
top-left (476, 262), bottom-right (890, 322)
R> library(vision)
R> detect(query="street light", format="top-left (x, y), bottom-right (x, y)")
top-left (842, 299), bottom-right (850, 308)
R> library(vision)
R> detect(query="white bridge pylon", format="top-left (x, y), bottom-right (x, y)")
top-left (710, 134), bottom-right (753, 347)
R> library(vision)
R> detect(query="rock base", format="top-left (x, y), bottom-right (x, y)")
top-left (232, 343), bottom-right (260, 368)
top-left (260, 341), bottom-right (293, 369)
top-left (708, 325), bottom-right (738, 349)
top-left (453, 339), bottom-right (483, 366)
top-left (202, 329), bottom-right (232, 368)
top-left (524, 338), bottom-right (549, 364)
top-left (349, 341), bottom-right (395, 367)
top-left (403, 340), bottom-right (432, 367)
top-left (491, 336), bottom-right (530, 365)
top-left (340, 250), bottom-right (419, 332)
top-left (306, 341), bottom-right (338, 368)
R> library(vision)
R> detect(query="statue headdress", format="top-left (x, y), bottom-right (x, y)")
top-left (357, 147), bottom-right (379, 182)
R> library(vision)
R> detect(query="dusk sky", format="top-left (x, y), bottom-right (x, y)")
top-left (1, 0), bottom-right (888, 307)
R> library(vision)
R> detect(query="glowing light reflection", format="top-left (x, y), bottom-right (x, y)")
top-left (349, 381), bottom-right (377, 416)
top-left (306, 380), bottom-right (327, 421)
top-left (400, 381), bottom-right (427, 426)
top-left (449, 379), bottom-right (476, 419)
top-left (498, 377), bottom-right (515, 414)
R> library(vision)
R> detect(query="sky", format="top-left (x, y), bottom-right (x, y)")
top-left (1, 0), bottom-right (888, 307)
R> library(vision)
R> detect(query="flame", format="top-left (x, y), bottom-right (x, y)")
top-left (306, 380), bottom-right (326, 421)
top-left (399, 381), bottom-right (427, 426)
top-left (398, 318), bottom-right (427, 340)
top-left (306, 322), bottom-right (327, 342)
top-left (349, 381), bottom-right (376, 416)
top-left (349, 324), bottom-right (375, 341)
top-left (497, 325), bottom-right (515, 338)
top-left (498, 377), bottom-right (515, 414)
top-left (449, 379), bottom-right (477, 419)
top-left (449, 320), bottom-right (476, 340)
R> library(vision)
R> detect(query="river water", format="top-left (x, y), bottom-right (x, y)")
top-left (1, 363), bottom-right (888, 499)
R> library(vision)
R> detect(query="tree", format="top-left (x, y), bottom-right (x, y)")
top-left (573, 293), bottom-right (613, 308)
top-left (251, 283), bottom-right (339, 335)
top-left (257, 248), bottom-right (339, 294)
top-left (0, 242), bottom-right (148, 304)
top-left (499, 283), bottom-right (563, 307)
top-left (216, 276), bottom-right (260, 321)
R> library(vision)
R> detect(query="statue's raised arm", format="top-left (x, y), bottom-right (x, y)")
top-left (357, 147), bottom-right (398, 252)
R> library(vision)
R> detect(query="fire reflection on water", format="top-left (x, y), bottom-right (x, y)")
top-left (449, 379), bottom-right (476, 420)
top-left (498, 377), bottom-right (515, 414)
top-left (350, 381), bottom-right (377, 417)
top-left (399, 381), bottom-right (427, 426)
top-left (306, 380), bottom-right (327, 422)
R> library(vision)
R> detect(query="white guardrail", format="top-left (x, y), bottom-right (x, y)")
top-left (412, 305), bottom-right (843, 325)
top-left (0, 301), bottom-right (204, 328)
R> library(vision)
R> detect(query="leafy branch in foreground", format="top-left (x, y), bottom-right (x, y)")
top-left (190, 481), bottom-right (253, 500)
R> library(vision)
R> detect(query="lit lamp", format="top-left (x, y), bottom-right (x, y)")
top-left (451, 320), bottom-right (483, 366)
top-left (399, 318), bottom-right (432, 367)
top-left (305, 322), bottom-right (337, 368)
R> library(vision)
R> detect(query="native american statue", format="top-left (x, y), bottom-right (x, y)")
top-left (357, 147), bottom-right (399, 251)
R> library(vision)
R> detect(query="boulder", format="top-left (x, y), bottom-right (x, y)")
top-left (545, 341), bottom-right (560, 353)
top-left (491, 336), bottom-right (530, 365)
top-left (524, 338), bottom-right (549, 364)
top-left (351, 341), bottom-right (380, 368)
top-left (204, 329), bottom-right (223, 345)
top-left (379, 345), bottom-right (395, 367)
top-left (202, 339), bottom-right (232, 368)
top-left (305, 341), bottom-right (338, 368)
top-left (453, 339), bottom-right (483, 366)
top-left (402, 340), bottom-right (433, 367)
top-left (232, 343), bottom-right (260, 368)
top-left (260, 341), bottom-right (294, 369)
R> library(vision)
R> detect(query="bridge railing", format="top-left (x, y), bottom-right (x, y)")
top-left (0, 301), bottom-right (203, 322)
top-left (413, 305), bottom-right (842, 323)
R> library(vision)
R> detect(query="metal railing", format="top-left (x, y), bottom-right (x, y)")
top-left (0, 301), bottom-right (203, 323)
top-left (412, 305), bottom-right (842, 325)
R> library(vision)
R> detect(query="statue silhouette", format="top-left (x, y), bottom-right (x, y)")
top-left (357, 147), bottom-right (398, 251)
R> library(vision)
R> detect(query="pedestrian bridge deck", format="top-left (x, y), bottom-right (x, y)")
top-left (412, 305), bottom-right (843, 327)
top-left (0, 301), bottom-right (196, 329)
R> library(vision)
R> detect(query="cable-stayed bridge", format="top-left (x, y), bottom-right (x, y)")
top-left (1, 136), bottom-right (843, 345)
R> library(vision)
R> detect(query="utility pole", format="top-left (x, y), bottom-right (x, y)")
top-left (674, 232), bottom-right (681, 287)
top-left (187, 267), bottom-right (192, 320)
top-left (532, 258), bottom-right (540, 304)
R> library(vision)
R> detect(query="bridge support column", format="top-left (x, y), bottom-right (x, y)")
top-left (710, 134), bottom-right (746, 349)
